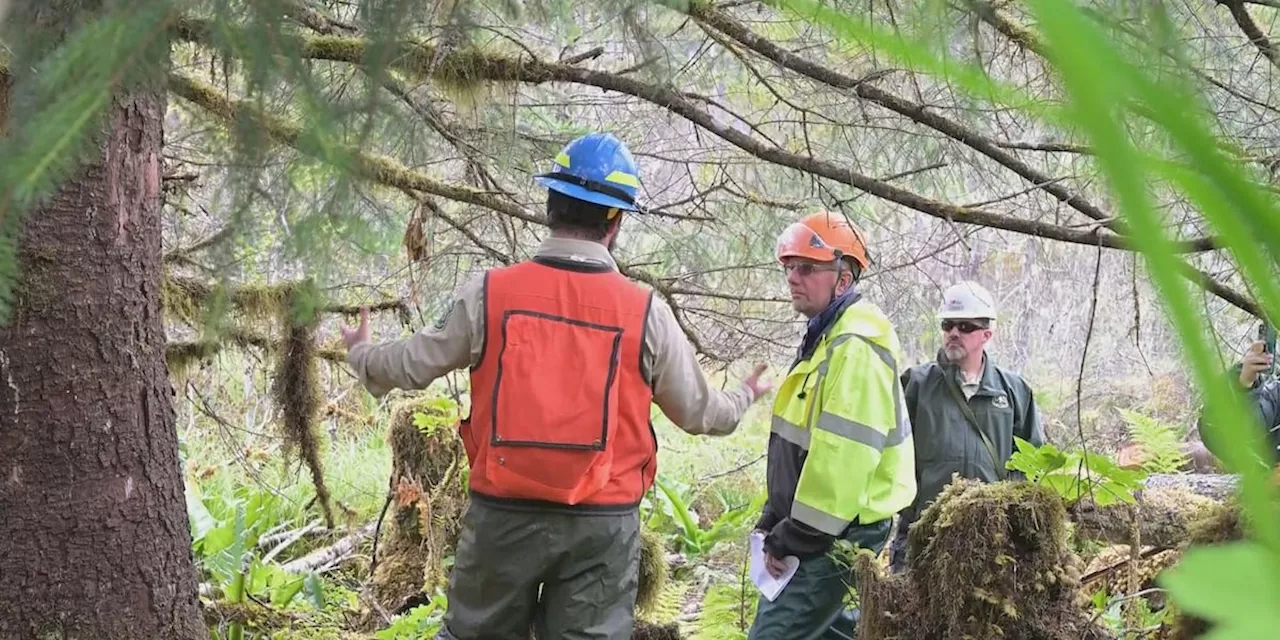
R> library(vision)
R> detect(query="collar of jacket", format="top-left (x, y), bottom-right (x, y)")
top-left (935, 348), bottom-right (1004, 397)
top-left (794, 288), bottom-right (862, 367)
top-left (535, 236), bottom-right (618, 271)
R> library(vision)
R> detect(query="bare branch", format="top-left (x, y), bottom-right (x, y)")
top-left (281, 0), bottom-right (356, 35)
top-left (170, 73), bottom-right (737, 358)
top-left (1219, 0), bottom-right (1280, 71)
top-left (164, 222), bottom-right (238, 263)
top-left (172, 21), bottom-right (1259, 318)
top-left (688, 2), bottom-right (1219, 253)
top-left (560, 46), bottom-right (606, 65)
top-left (994, 140), bottom-right (1091, 154)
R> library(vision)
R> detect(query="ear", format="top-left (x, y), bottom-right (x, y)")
top-left (837, 270), bottom-right (854, 293)
top-left (604, 214), bottom-right (624, 238)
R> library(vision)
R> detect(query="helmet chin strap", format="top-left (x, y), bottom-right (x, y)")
top-left (831, 249), bottom-right (845, 302)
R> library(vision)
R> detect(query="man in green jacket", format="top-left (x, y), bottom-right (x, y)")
top-left (888, 281), bottom-right (1045, 573)
top-left (749, 212), bottom-right (916, 639)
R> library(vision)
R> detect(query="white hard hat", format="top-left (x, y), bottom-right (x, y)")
top-left (937, 281), bottom-right (997, 320)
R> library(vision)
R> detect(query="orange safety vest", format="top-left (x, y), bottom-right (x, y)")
top-left (460, 256), bottom-right (657, 508)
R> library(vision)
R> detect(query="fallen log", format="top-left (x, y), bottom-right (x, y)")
top-left (259, 519), bottom-right (324, 562)
top-left (281, 521), bottom-right (376, 574)
top-left (1069, 485), bottom-right (1224, 548)
top-left (1141, 472), bottom-right (1237, 501)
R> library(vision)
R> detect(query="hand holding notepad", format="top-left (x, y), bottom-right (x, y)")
top-left (748, 530), bottom-right (800, 601)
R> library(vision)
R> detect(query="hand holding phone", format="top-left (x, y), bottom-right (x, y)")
top-left (1241, 324), bottom-right (1277, 388)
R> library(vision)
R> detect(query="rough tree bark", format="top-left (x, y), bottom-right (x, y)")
top-left (0, 40), bottom-right (208, 640)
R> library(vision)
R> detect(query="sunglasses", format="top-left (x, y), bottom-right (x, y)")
top-left (941, 320), bottom-right (988, 334)
top-left (782, 263), bottom-right (837, 277)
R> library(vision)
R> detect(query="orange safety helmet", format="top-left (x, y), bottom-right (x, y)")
top-left (775, 211), bottom-right (871, 271)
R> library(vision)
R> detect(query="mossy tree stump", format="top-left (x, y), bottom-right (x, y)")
top-left (371, 395), bottom-right (470, 611)
top-left (857, 479), bottom-right (1108, 640)
top-left (369, 394), bottom-right (671, 628)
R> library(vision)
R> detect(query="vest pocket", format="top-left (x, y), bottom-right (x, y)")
top-left (486, 310), bottom-right (623, 502)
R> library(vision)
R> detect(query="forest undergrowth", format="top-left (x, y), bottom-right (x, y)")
top-left (178, 341), bottom-right (1224, 640)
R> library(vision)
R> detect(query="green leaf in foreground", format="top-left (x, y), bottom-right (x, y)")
top-left (1020, 0), bottom-right (1280, 618)
top-left (780, 0), bottom-right (1280, 627)
top-left (1158, 542), bottom-right (1280, 639)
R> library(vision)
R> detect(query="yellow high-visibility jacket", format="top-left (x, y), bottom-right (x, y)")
top-left (756, 298), bottom-right (917, 558)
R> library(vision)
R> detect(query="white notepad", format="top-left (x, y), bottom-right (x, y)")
top-left (748, 530), bottom-right (800, 601)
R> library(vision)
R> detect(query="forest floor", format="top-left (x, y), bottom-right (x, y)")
top-left (181, 362), bottom-right (1217, 640)
top-left (184, 376), bottom-right (781, 640)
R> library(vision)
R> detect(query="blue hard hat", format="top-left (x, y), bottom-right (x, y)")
top-left (533, 132), bottom-right (643, 212)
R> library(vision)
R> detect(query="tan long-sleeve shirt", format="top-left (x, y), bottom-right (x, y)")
top-left (347, 237), bottom-right (754, 436)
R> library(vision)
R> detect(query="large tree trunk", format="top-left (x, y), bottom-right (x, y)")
top-left (0, 84), bottom-right (207, 638)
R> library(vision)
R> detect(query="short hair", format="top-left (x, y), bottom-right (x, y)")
top-left (546, 191), bottom-right (617, 241)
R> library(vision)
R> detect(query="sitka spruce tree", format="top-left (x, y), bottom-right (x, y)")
top-left (3, 0), bottom-right (1280, 636)
top-left (0, 1), bottom-right (521, 636)
top-left (0, 1), bottom-right (209, 637)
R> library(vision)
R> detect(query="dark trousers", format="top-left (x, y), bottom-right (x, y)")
top-left (435, 498), bottom-right (641, 640)
top-left (887, 515), bottom-right (910, 574)
top-left (747, 519), bottom-right (892, 640)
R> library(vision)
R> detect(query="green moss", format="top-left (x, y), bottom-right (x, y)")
top-left (1160, 498), bottom-right (1246, 638)
top-left (270, 283), bottom-right (332, 529)
top-left (165, 329), bottom-right (273, 378)
top-left (372, 394), bottom-right (468, 609)
top-left (632, 621), bottom-right (683, 640)
top-left (860, 479), bottom-right (1104, 639)
top-left (1185, 498), bottom-right (1243, 546)
top-left (637, 528), bottom-right (669, 616)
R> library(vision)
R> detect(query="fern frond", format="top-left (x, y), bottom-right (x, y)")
top-left (1118, 408), bottom-right (1190, 474)
top-left (689, 581), bottom-right (757, 640)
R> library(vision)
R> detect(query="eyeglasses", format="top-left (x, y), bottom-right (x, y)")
top-left (941, 320), bottom-right (988, 334)
top-left (782, 263), bottom-right (837, 277)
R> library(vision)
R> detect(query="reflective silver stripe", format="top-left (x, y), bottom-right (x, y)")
top-left (887, 396), bottom-right (912, 447)
top-left (850, 333), bottom-right (914, 448)
top-left (854, 334), bottom-right (896, 373)
top-left (852, 334), bottom-right (911, 449)
top-left (809, 331), bottom-right (913, 450)
top-left (816, 334), bottom-right (856, 376)
top-left (771, 414), bottom-right (810, 450)
top-left (791, 500), bottom-right (851, 536)
top-left (816, 412), bottom-right (887, 451)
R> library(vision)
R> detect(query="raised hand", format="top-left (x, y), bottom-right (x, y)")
top-left (744, 363), bottom-right (774, 401)
top-left (1240, 340), bottom-right (1273, 389)
top-left (340, 307), bottom-right (371, 350)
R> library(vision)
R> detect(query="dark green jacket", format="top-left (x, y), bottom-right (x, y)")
top-left (1198, 369), bottom-right (1280, 464)
top-left (899, 350), bottom-right (1045, 525)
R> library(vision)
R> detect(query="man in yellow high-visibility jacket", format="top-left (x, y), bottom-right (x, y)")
top-left (748, 211), bottom-right (917, 640)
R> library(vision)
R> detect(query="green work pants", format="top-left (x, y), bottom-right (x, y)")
top-left (435, 497), bottom-right (641, 640)
top-left (747, 519), bottom-right (892, 640)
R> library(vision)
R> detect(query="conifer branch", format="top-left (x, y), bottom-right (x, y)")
top-left (688, 2), bottom-right (1220, 253)
top-left (171, 19), bottom-right (1200, 253)
top-left (168, 72), bottom-right (546, 227)
top-left (169, 73), bottom-right (753, 359)
top-left (170, 25), bottom-right (1261, 319)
